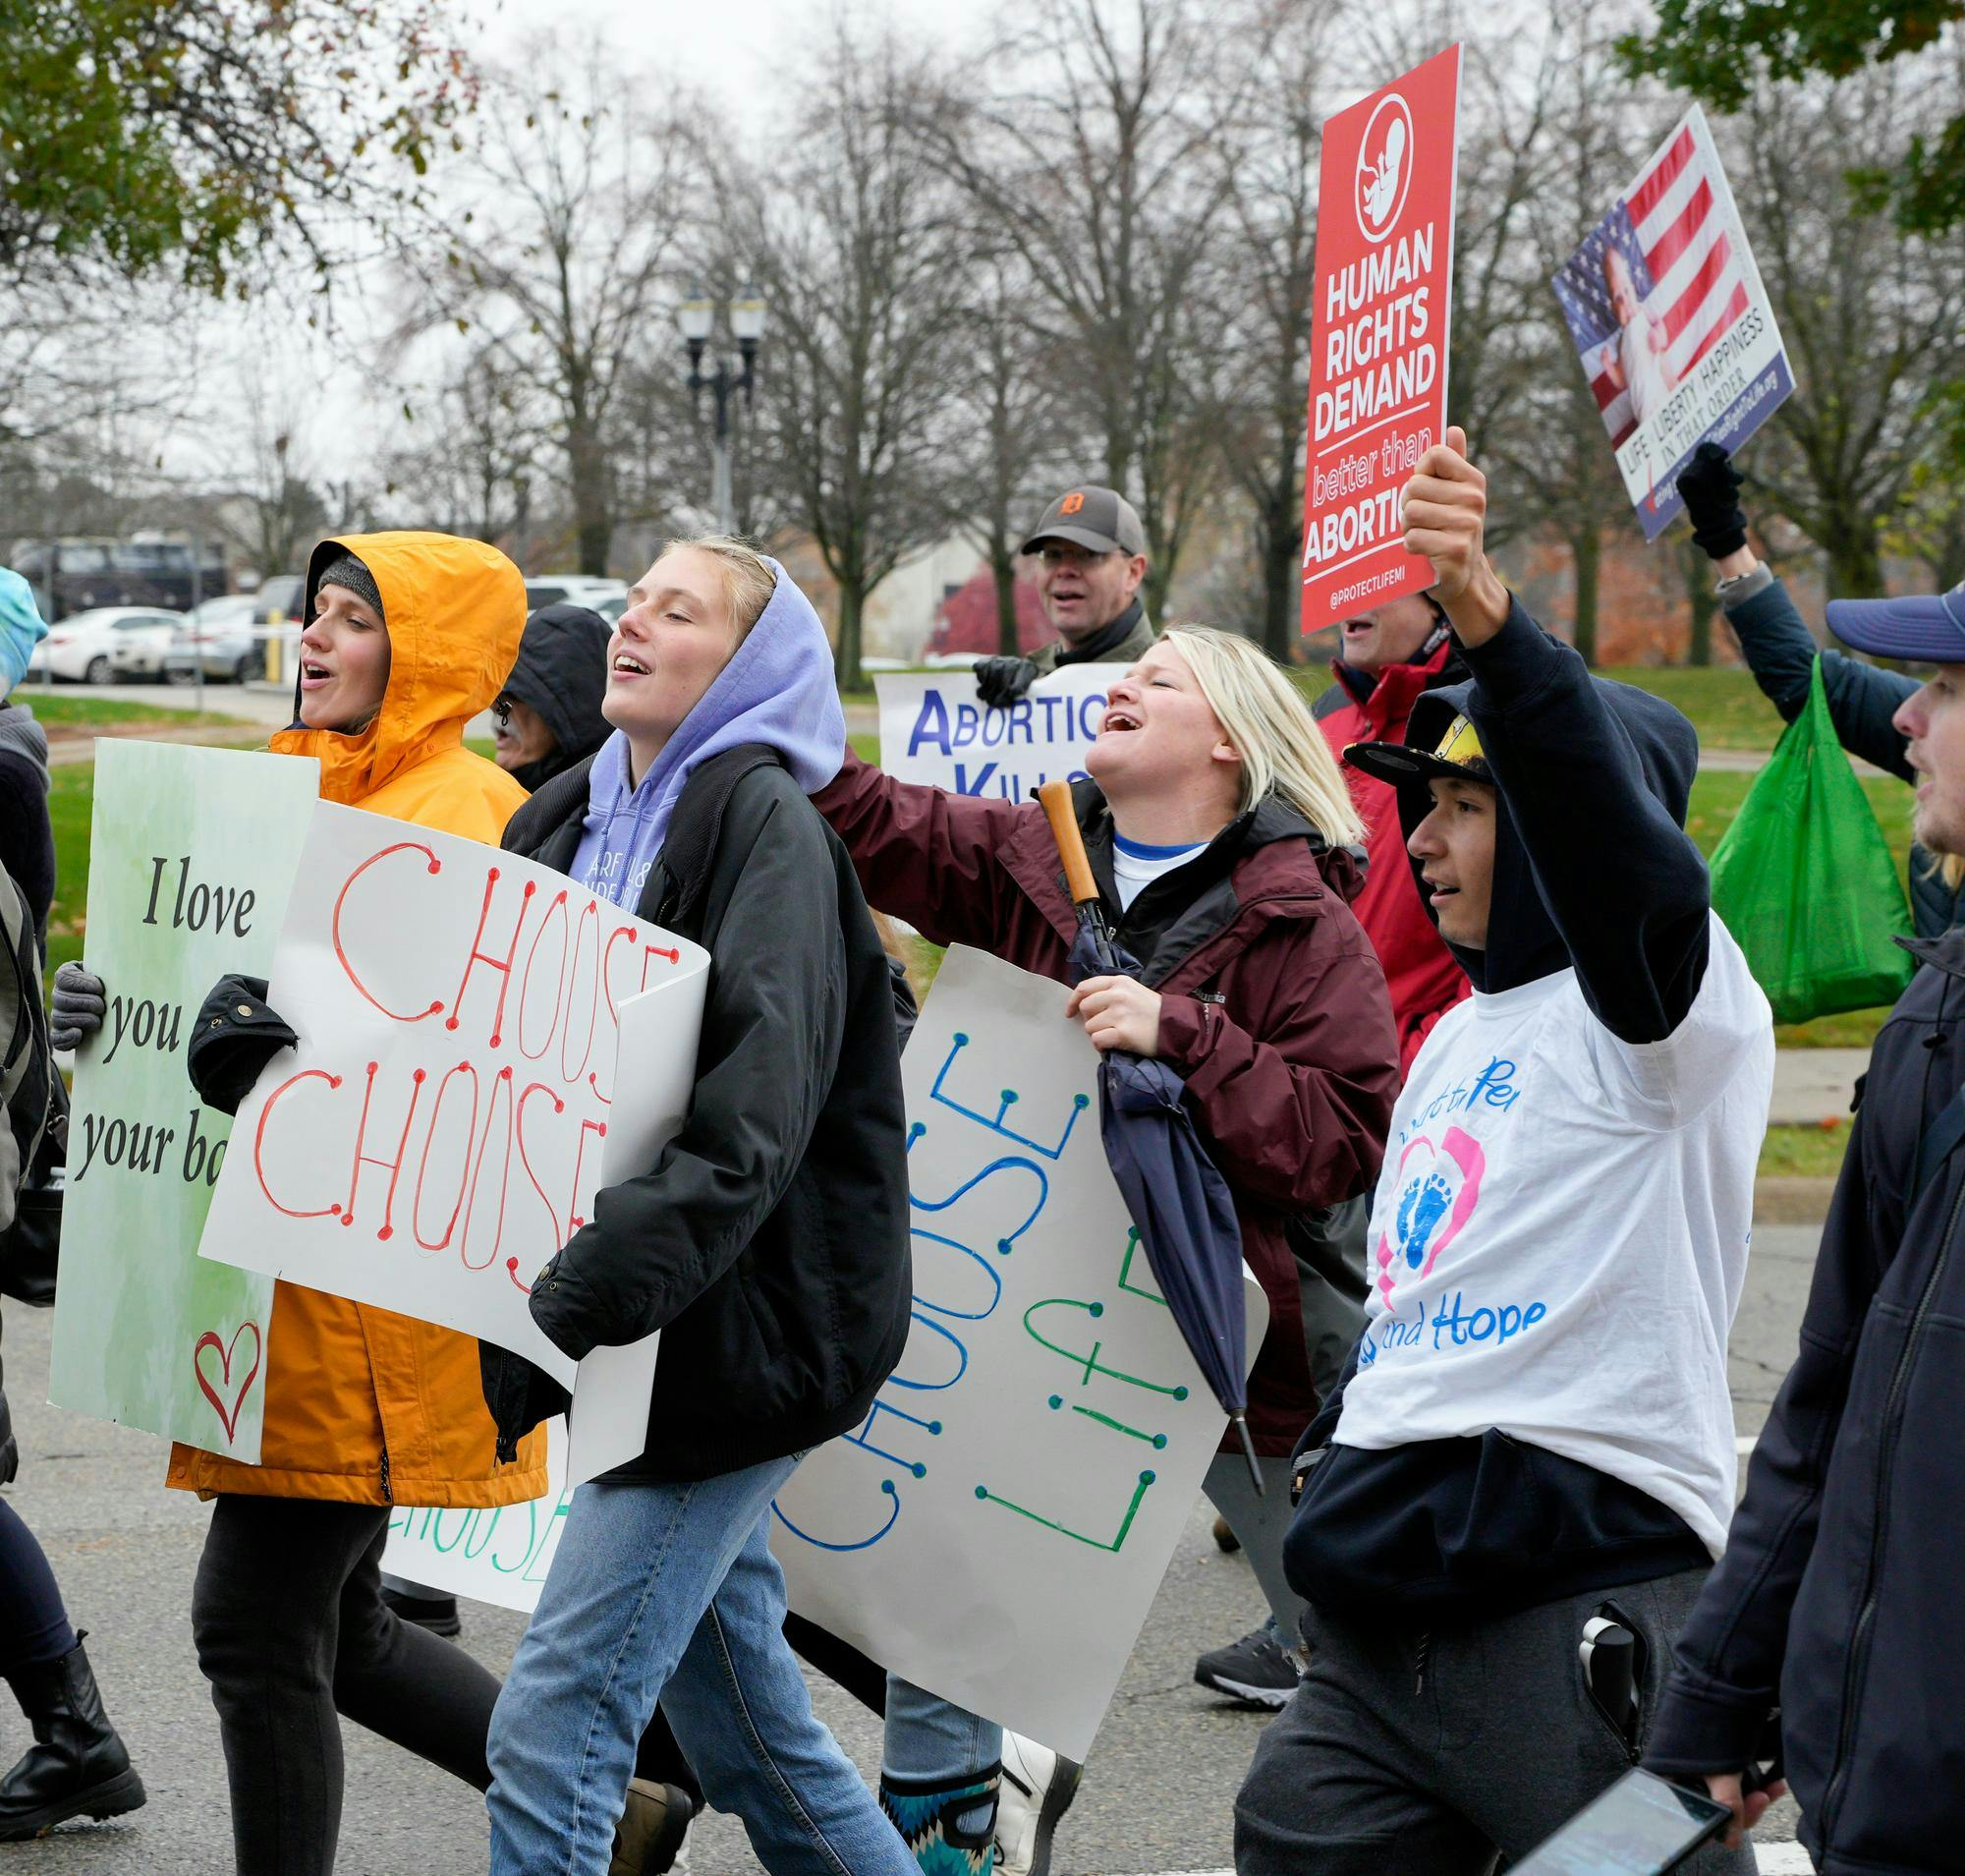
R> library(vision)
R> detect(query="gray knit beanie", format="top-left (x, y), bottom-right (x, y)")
top-left (314, 552), bottom-right (385, 622)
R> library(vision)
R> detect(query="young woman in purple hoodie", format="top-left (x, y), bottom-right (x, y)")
top-left (478, 537), bottom-right (919, 1876)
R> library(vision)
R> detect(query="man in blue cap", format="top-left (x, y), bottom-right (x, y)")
top-left (1646, 574), bottom-right (1965, 1867)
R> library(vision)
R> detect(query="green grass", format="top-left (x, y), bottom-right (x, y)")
top-left (26, 692), bottom-right (250, 728)
top-left (1598, 667), bottom-right (1786, 752)
top-left (1758, 1121), bottom-right (1853, 1180)
top-left (45, 764), bottom-right (93, 977)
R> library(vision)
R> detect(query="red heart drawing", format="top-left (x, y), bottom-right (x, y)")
top-left (193, 1322), bottom-right (263, 1445)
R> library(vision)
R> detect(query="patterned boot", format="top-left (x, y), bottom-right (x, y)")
top-left (879, 1765), bottom-right (1002, 1875)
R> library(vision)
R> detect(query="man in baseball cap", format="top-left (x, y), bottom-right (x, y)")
top-left (972, 483), bottom-right (1155, 707)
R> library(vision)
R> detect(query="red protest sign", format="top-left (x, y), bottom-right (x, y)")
top-left (1301, 45), bottom-right (1461, 636)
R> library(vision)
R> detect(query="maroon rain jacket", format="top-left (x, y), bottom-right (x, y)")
top-left (814, 752), bottom-right (1399, 1456)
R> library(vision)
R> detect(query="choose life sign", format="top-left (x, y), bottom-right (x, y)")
top-left (874, 666), bottom-right (1113, 798)
top-left (197, 802), bottom-right (710, 1485)
top-left (775, 946), bottom-right (1264, 1759)
top-left (1300, 45), bottom-right (1461, 635)
top-left (48, 743), bottom-right (319, 1462)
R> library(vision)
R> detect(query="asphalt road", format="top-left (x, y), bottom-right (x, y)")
top-left (2, 1228), bottom-right (1820, 1874)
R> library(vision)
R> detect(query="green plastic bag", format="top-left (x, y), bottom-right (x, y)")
top-left (1709, 656), bottom-right (1915, 1026)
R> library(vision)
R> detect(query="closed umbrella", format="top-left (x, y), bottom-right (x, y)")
top-left (1037, 781), bottom-right (1263, 1492)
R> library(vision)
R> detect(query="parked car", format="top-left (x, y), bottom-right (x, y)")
top-left (27, 606), bottom-right (181, 684)
top-left (230, 576), bottom-right (308, 683)
top-left (253, 575), bottom-right (306, 623)
top-left (164, 595), bottom-right (269, 684)
top-left (525, 574), bottom-right (630, 617)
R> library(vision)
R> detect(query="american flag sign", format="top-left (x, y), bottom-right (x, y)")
top-left (1551, 105), bottom-right (1793, 542)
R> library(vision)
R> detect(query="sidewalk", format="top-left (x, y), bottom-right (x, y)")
top-left (1769, 1048), bottom-right (1868, 1125)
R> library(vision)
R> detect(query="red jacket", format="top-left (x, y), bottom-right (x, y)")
top-left (1314, 643), bottom-right (1471, 1076)
top-left (813, 753), bottom-right (1399, 1456)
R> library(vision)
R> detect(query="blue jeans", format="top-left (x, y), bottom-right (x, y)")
top-left (882, 1674), bottom-right (1002, 1795)
top-left (486, 1455), bottom-right (916, 1876)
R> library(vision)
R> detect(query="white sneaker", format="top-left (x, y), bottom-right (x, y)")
top-left (994, 1733), bottom-right (1083, 1876)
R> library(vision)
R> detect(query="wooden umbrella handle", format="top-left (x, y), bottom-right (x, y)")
top-left (1038, 780), bottom-right (1099, 908)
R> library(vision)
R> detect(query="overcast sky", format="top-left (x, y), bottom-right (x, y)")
top-left (471, 0), bottom-right (977, 103)
top-left (154, 0), bottom-right (983, 504)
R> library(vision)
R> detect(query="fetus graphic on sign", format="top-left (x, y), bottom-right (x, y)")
top-left (1357, 94), bottom-right (1414, 239)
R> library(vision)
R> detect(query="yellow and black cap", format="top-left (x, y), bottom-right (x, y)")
top-left (1344, 711), bottom-right (1492, 788)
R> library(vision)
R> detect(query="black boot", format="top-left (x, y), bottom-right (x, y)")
top-left (0, 1634), bottom-right (145, 1840)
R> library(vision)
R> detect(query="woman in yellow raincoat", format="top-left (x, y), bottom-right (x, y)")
top-left (56, 535), bottom-right (549, 1874)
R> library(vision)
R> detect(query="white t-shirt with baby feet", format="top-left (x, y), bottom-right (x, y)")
top-left (1331, 912), bottom-right (1773, 1557)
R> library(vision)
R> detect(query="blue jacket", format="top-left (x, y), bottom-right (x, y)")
top-left (1723, 573), bottom-right (1962, 938)
top-left (1648, 925), bottom-right (1965, 1872)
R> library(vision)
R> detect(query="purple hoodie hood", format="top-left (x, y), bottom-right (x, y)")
top-left (571, 557), bottom-right (845, 908)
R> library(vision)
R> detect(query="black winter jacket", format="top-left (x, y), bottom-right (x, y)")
top-left (484, 748), bottom-right (914, 1482)
top-left (1648, 926), bottom-right (1965, 1872)
top-left (1722, 572), bottom-right (1963, 937)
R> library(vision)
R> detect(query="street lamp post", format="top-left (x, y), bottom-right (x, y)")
top-left (678, 286), bottom-right (766, 534)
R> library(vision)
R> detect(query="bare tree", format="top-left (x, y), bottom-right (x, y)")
top-left (1206, 0), bottom-right (1341, 657)
top-left (739, 29), bottom-right (973, 688)
top-left (1499, 0), bottom-right (1656, 663)
top-left (1729, 60), bottom-right (1965, 597)
top-left (938, 246), bottom-right (1077, 655)
top-left (1888, 451), bottom-right (1965, 593)
top-left (915, 0), bottom-right (1235, 617)
top-left (384, 347), bottom-right (548, 543)
top-left (395, 36), bottom-right (705, 574)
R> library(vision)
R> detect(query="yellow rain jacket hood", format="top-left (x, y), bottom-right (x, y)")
top-left (169, 532), bottom-right (546, 1507)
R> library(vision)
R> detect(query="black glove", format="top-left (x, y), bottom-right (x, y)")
top-left (973, 655), bottom-right (1039, 709)
top-left (187, 974), bottom-right (299, 1115)
top-left (1678, 441), bottom-right (1749, 561)
top-left (479, 1339), bottom-right (570, 1465)
top-left (49, 963), bottom-right (106, 1054)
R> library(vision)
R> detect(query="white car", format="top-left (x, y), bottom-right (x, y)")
top-left (163, 594), bottom-right (270, 684)
top-left (525, 575), bottom-right (631, 620)
top-left (28, 606), bottom-right (182, 684)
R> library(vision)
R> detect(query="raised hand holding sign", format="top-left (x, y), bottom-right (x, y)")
top-left (1398, 426), bottom-right (1511, 645)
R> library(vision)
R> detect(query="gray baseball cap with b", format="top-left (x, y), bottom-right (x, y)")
top-left (1020, 484), bottom-right (1147, 558)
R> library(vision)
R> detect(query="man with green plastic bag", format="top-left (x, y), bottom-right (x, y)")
top-left (1683, 442), bottom-right (1964, 938)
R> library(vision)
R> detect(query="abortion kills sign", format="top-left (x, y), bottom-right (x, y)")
top-left (874, 666), bottom-right (1113, 799)
top-left (198, 803), bottom-right (709, 1483)
top-left (1301, 45), bottom-right (1461, 635)
top-left (48, 743), bottom-right (318, 1461)
top-left (770, 946), bottom-right (1267, 1759)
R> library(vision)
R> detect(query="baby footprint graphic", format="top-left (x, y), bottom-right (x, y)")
top-left (1395, 1168), bottom-right (1456, 1273)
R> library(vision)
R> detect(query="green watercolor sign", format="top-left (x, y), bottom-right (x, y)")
top-left (47, 741), bottom-right (318, 1462)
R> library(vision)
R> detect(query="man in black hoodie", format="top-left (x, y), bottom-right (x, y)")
top-left (1234, 431), bottom-right (1772, 1874)
top-left (1646, 578), bottom-right (1965, 1868)
top-left (492, 602), bottom-right (614, 792)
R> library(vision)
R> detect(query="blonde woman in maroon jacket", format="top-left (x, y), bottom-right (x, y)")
top-left (813, 625), bottom-right (1398, 1868)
